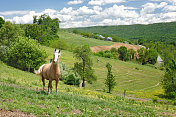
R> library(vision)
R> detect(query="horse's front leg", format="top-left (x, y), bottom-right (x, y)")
top-left (56, 79), bottom-right (58, 94)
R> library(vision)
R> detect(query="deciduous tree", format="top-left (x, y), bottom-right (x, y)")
top-left (118, 46), bottom-right (128, 61)
top-left (0, 17), bottom-right (5, 28)
top-left (73, 45), bottom-right (96, 87)
top-left (0, 21), bottom-right (24, 46)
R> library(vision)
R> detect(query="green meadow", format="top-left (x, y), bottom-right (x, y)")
top-left (58, 30), bottom-right (113, 47)
top-left (0, 61), bottom-right (176, 116)
top-left (0, 31), bottom-right (175, 116)
top-left (44, 44), bottom-right (164, 99)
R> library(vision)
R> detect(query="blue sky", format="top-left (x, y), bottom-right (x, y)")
top-left (0, 0), bottom-right (176, 28)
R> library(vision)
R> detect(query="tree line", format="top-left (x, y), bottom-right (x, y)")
top-left (94, 46), bottom-right (158, 65)
top-left (71, 29), bottom-right (126, 43)
top-left (71, 22), bottom-right (176, 43)
top-left (0, 14), bottom-right (60, 71)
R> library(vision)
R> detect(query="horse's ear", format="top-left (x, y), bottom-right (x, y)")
top-left (59, 50), bottom-right (60, 53)
top-left (55, 48), bottom-right (56, 52)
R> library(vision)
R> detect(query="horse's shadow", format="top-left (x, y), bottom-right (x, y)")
top-left (36, 90), bottom-right (58, 96)
top-left (36, 91), bottom-right (48, 95)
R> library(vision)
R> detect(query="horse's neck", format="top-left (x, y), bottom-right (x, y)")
top-left (51, 62), bottom-right (59, 73)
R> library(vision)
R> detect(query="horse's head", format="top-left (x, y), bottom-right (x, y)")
top-left (53, 49), bottom-right (61, 63)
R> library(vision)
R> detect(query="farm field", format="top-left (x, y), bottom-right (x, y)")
top-left (90, 42), bottom-right (142, 52)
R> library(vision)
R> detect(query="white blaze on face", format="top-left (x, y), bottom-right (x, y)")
top-left (54, 50), bottom-right (59, 62)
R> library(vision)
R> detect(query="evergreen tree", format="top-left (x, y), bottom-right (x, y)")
top-left (105, 63), bottom-right (116, 93)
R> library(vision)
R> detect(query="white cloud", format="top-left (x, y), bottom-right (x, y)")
top-left (6, 11), bottom-right (42, 24)
top-left (151, 0), bottom-right (176, 5)
top-left (60, 7), bottom-right (73, 14)
top-left (88, 0), bottom-right (125, 6)
top-left (76, 6), bottom-right (97, 15)
top-left (0, 11), bottom-right (29, 16)
top-left (93, 6), bottom-right (103, 11)
top-left (100, 5), bottom-right (139, 18)
top-left (2, 0), bottom-right (176, 28)
top-left (163, 5), bottom-right (176, 11)
top-left (67, 0), bottom-right (84, 5)
top-left (140, 2), bottom-right (167, 15)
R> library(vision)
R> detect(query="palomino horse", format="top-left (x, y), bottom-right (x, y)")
top-left (35, 49), bottom-right (61, 94)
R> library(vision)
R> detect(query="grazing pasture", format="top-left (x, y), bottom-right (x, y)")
top-left (43, 45), bottom-right (164, 99)
top-left (58, 30), bottom-right (113, 47)
top-left (0, 30), bottom-right (174, 116)
top-left (0, 61), bottom-right (176, 116)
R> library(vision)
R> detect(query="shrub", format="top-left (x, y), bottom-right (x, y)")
top-left (104, 53), bottom-right (113, 58)
top-left (97, 51), bottom-right (104, 57)
top-left (165, 92), bottom-right (176, 99)
top-left (59, 62), bottom-right (71, 81)
top-left (110, 48), bottom-right (117, 53)
top-left (162, 60), bottom-right (176, 99)
top-left (94, 50), bottom-right (117, 59)
top-left (173, 101), bottom-right (176, 105)
top-left (135, 67), bottom-right (139, 70)
top-left (7, 36), bottom-right (47, 71)
top-left (152, 98), bottom-right (158, 103)
top-left (64, 72), bottom-right (80, 86)
top-left (0, 45), bottom-right (9, 62)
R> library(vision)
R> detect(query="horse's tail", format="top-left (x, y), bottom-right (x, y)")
top-left (34, 64), bottom-right (45, 76)
top-left (34, 69), bottom-right (40, 75)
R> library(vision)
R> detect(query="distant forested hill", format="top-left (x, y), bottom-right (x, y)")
top-left (69, 22), bottom-right (176, 42)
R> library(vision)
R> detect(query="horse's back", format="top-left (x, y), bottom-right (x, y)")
top-left (42, 63), bottom-right (60, 80)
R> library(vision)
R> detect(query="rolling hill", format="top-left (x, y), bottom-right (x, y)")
top-left (0, 30), bottom-right (176, 116)
top-left (0, 58), bottom-right (176, 116)
top-left (58, 30), bottom-right (113, 47)
top-left (70, 22), bottom-right (176, 42)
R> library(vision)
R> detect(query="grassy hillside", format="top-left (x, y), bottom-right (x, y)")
top-left (58, 30), bottom-right (113, 47)
top-left (1, 26), bottom-right (175, 116)
top-left (42, 46), bottom-right (164, 99)
top-left (70, 22), bottom-right (176, 42)
top-left (0, 61), bottom-right (176, 116)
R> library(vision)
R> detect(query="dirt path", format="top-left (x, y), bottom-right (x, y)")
top-left (91, 42), bottom-right (141, 52)
top-left (0, 109), bottom-right (36, 117)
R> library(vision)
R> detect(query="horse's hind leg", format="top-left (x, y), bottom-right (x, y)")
top-left (48, 80), bottom-right (52, 94)
top-left (42, 77), bottom-right (45, 93)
